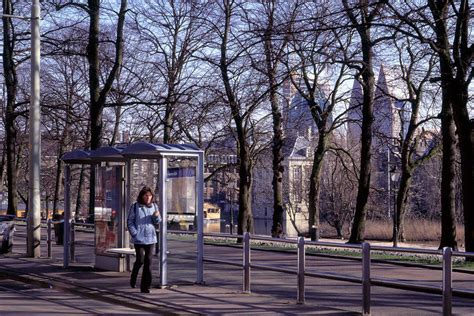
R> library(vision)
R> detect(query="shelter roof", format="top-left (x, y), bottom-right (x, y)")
top-left (62, 142), bottom-right (203, 164)
top-left (90, 145), bottom-right (127, 162)
top-left (61, 150), bottom-right (93, 164)
top-left (121, 142), bottom-right (202, 159)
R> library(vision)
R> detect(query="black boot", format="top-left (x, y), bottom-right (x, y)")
top-left (130, 272), bottom-right (137, 288)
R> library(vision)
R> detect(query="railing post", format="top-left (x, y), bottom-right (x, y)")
top-left (297, 236), bottom-right (305, 304)
top-left (47, 219), bottom-right (52, 259)
top-left (243, 232), bottom-right (250, 293)
top-left (442, 247), bottom-right (452, 316)
top-left (70, 221), bottom-right (75, 263)
top-left (362, 242), bottom-right (371, 315)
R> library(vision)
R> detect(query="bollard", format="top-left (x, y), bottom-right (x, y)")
top-left (297, 237), bottom-right (305, 304)
top-left (47, 219), bottom-right (52, 258)
top-left (310, 225), bottom-right (317, 241)
top-left (362, 242), bottom-right (371, 315)
top-left (442, 247), bottom-right (452, 316)
top-left (243, 232), bottom-right (250, 293)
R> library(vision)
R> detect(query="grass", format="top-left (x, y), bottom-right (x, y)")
top-left (321, 219), bottom-right (466, 248)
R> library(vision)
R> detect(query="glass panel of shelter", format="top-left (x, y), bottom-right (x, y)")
top-left (128, 157), bottom-right (198, 235)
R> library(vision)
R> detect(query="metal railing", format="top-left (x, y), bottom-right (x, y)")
top-left (14, 218), bottom-right (95, 260)
top-left (192, 231), bottom-right (474, 316)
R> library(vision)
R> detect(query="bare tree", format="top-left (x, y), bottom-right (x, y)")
top-left (2, 0), bottom-right (31, 215)
top-left (130, 0), bottom-right (210, 143)
top-left (55, 0), bottom-right (127, 220)
top-left (204, 0), bottom-right (271, 236)
top-left (320, 147), bottom-right (357, 238)
top-left (243, 1), bottom-right (299, 237)
top-left (342, 0), bottom-right (387, 243)
top-left (380, 38), bottom-right (442, 243)
top-left (385, 0), bottom-right (472, 250)
top-left (41, 28), bottom-right (90, 215)
top-left (284, 2), bottom-right (354, 239)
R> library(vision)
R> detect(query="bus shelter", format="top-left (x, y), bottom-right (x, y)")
top-left (90, 146), bottom-right (128, 271)
top-left (62, 142), bottom-right (204, 287)
top-left (61, 147), bottom-right (128, 271)
top-left (61, 149), bottom-right (94, 268)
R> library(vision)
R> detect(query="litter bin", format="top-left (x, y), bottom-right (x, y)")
top-left (0, 215), bottom-right (15, 254)
top-left (310, 225), bottom-right (318, 241)
top-left (53, 214), bottom-right (64, 245)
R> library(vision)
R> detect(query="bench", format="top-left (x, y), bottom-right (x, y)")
top-left (106, 248), bottom-right (135, 271)
top-left (106, 246), bottom-right (170, 271)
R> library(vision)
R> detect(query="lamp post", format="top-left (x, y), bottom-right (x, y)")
top-left (27, 0), bottom-right (41, 258)
top-left (2, 1), bottom-right (41, 257)
top-left (390, 169), bottom-right (400, 248)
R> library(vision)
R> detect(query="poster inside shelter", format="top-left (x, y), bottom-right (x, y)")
top-left (94, 166), bottom-right (120, 254)
top-left (167, 167), bottom-right (196, 215)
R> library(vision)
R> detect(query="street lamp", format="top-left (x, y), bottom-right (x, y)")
top-left (28, 0), bottom-right (41, 258)
top-left (390, 167), bottom-right (400, 247)
top-left (3, 1), bottom-right (42, 257)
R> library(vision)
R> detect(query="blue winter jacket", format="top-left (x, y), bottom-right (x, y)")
top-left (127, 202), bottom-right (161, 245)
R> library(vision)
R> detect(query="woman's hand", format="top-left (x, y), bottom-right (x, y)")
top-left (153, 211), bottom-right (162, 223)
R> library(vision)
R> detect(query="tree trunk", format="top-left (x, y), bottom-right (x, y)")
top-left (237, 151), bottom-right (254, 235)
top-left (0, 146), bottom-right (6, 192)
top-left (308, 133), bottom-right (327, 239)
top-left (270, 90), bottom-right (284, 238)
top-left (396, 171), bottom-right (412, 242)
top-left (2, 0), bottom-right (18, 216)
top-left (163, 78), bottom-right (176, 143)
top-left (450, 0), bottom-right (474, 254)
top-left (75, 165), bottom-right (86, 221)
top-left (343, 0), bottom-right (383, 243)
top-left (428, 1), bottom-right (465, 250)
top-left (110, 106), bottom-right (122, 145)
top-left (439, 99), bottom-right (458, 250)
top-left (219, 1), bottom-right (254, 238)
top-left (453, 84), bottom-right (473, 252)
top-left (264, 37), bottom-right (285, 238)
top-left (349, 39), bottom-right (375, 243)
top-left (53, 157), bottom-right (63, 215)
top-left (88, 0), bottom-right (101, 150)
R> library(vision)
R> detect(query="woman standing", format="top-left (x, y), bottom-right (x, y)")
top-left (127, 186), bottom-right (161, 293)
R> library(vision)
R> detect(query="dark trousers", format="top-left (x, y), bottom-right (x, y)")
top-left (131, 244), bottom-right (154, 290)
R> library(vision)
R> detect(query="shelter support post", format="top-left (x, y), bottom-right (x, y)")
top-left (196, 152), bottom-right (204, 284)
top-left (63, 165), bottom-right (71, 268)
top-left (159, 157), bottom-right (168, 288)
top-left (125, 160), bottom-right (131, 248)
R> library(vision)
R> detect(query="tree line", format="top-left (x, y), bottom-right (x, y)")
top-left (1, 0), bottom-right (472, 252)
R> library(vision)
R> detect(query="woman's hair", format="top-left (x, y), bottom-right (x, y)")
top-left (136, 186), bottom-right (155, 205)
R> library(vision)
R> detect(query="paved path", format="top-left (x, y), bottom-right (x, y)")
top-left (1, 224), bottom-right (474, 315)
